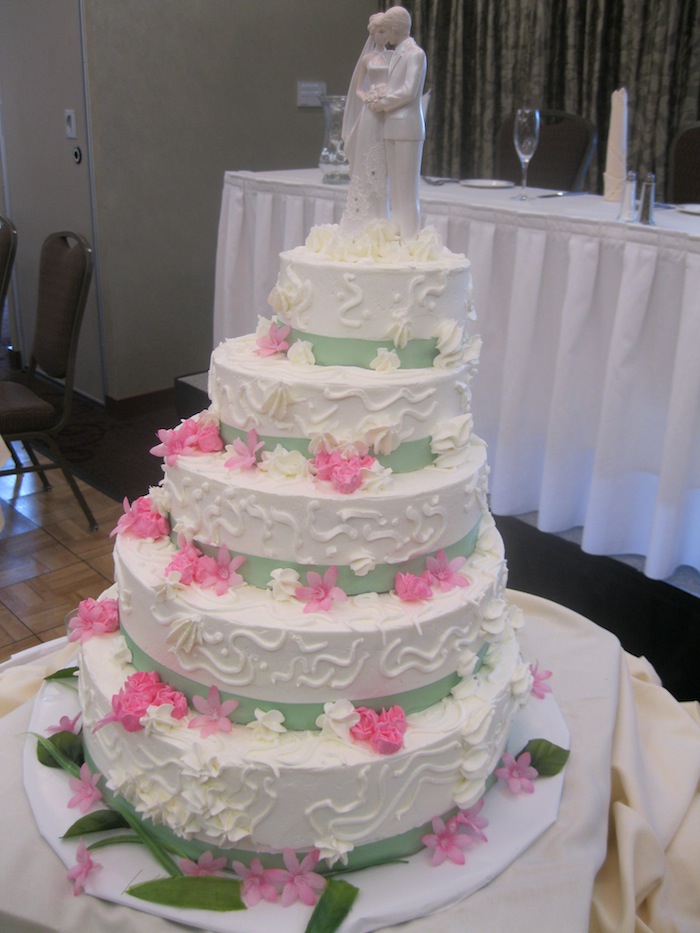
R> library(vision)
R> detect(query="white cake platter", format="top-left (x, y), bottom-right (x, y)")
top-left (25, 676), bottom-right (568, 933)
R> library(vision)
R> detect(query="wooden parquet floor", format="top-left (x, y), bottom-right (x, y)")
top-left (0, 445), bottom-right (122, 663)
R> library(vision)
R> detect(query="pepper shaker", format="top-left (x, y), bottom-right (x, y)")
top-left (618, 170), bottom-right (637, 222)
top-left (639, 173), bottom-right (656, 225)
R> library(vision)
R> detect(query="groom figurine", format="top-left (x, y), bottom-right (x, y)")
top-left (368, 6), bottom-right (426, 240)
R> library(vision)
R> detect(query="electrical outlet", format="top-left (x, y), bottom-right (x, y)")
top-left (297, 81), bottom-right (326, 108)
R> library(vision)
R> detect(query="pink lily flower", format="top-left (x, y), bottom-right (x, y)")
top-left (67, 763), bottom-right (103, 814)
top-left (256, 321), bottom-right (292, 357)
top-left (225, 429), bottom-right (265, 470)
top-left (178, 851), bottom-right (228, 876)
top-left (194, 546), bottom-right (246, 595)
top-left (231, 857), bottom-right (280, 907)
top-left (529, 661), bottom-right (553, 699)
top-left (188, 685), bottom-right (239, 738)
top-left (446, 798), bottom-right (489, 842)
top-left (425, 549), bottom-right (470, 591)
top-left (295, 567), bottom-right (347, 613)
top-left (266, 849), bottom-right (326, 907)
top-left (495, 751), bottom-right (538, 795)
top-left (46, 712), bottom-right (82, 736)
top-left (421, 816), bottom-right (475, 866)
top-left (66, 839), bottom-right (102, 895)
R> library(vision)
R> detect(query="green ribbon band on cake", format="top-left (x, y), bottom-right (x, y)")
top-left (289, 327), bottom-right (438, 369)
top-left (218, 422), bottom-right (436, 473)
top-left (118, 627), bottom-right (471, 731)
top-left (168, 522), bottom-right (480, 597)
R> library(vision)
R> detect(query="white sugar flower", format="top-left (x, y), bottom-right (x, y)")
top-left (258, 445), bottom-right (310, 481)
top-left (369, 347), bottom-right (400, 372)
top-left (315, 699), bottom-right (359, 741)
top-left (287, 340), bottom-right (315, 366)
top-left (267, 567), bottom-right (301, 601)
top-left (430, 414), bottom-right (473, 469)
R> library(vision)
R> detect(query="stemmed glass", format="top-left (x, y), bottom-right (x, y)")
top-left (513, 108), bottom-right (540, 199)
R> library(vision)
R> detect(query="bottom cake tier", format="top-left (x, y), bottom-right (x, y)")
top-left (79, 618), bottom-right (530, 871)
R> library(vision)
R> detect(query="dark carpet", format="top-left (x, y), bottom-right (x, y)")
top-left (11, 366), bottom-right (698, 702)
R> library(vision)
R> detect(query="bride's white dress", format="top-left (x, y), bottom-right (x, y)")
top-left (341, 53), bottom-right (391, 234)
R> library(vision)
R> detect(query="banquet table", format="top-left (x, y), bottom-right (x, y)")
top-left (1, 592), bottom-right (698, 933)
top-left (213, 169), bottom-right (700, 581)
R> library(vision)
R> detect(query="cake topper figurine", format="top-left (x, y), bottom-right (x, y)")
top-left (342, 7), bottom-right (427, 241)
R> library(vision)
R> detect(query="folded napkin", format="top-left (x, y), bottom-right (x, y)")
top-left (604, 88), bottom-right (628, 201)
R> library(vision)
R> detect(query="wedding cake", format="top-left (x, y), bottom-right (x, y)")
top-left (75, 219), bottom-right (533, 873)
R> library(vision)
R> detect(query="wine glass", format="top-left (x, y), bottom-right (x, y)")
top-left (513, 108), bottom-right (540, 199)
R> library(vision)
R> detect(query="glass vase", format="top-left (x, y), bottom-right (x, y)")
top-left (319, 95), bottom-right (350, 184)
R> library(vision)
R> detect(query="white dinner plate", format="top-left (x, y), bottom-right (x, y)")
top-left (459, 178), bottom-right (515, 189)
top-left (676, 203), bottom-right (700, 215)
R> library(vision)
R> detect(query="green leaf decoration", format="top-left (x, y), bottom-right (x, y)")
top-left (87, 834), bottom-right (144, 851)
top-left (127, 875), bottom-right (245, 911)
top-left (44, 666), bottom-right (79, 682)
top-left (305, 878), bottom-right (360, 933)
top-left (107, 797), bottom-right (183, 878)
top-left (62, 809), bottom-right (130, 838)
top-left (517, 738), bottom-right (570, 777)
top-left (34, 733), bottom-right (82, 777)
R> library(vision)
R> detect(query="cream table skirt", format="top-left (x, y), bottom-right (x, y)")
top-left (1, 592), bottom-right (698, 933)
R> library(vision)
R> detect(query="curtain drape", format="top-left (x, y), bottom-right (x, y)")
top-left (405, 0), bottom-right (700, 197)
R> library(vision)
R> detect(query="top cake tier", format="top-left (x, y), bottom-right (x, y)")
top-left (267, 222), bottom-right (473, 369)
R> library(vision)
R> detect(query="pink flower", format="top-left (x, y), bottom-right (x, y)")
top-left (231, 857), bottom-right (280, 907)
top-left (350, 706), bottom-right (379, 743)
top-left (46, 712), bottom-right (82, 735)
top-left (66, 839), bottom-right (102, 895)
top-left (164, 535), bottom-right (203, 585)
top-left (312, 449), bottom-right (376, 495)
top-left (93, 670), bottom-right (188, 733)
top-left (188, 685), bottom-right (239, 738)
top-left (110, 495), bottom-right (170, 539)
top-left (266, 849), bottom-right (326, 908)
top-left (179, 851), bottom-right (227, 876)
top-left (446, 798), bottom-right (489, 842)
top-left (194, 546), bottom-right (246, 595)
top-left (295, 567), bottom-right (347, 613)
top-left (256, 320), bottom-right (292, 357)
top-left (150, 417), bottom-right (223, 465)
top-left (67, 763), bottom-right (103, 814)
top-left (421, 816), bottom-right (475, 867)
top-left (225, 429), bottom-right (265, 470)
top-left (394, 571), bottom-right (433, 602)
top-left (350, 705), bottom-right (407, 754)
top-left (530, 661), bottom-right (553, 699)
top-left (67, 597), bottom-right (120, 644)
top-left (425, 550), bottom-right (470, 592)
top-left (495, 752), bottom-right (538, 795)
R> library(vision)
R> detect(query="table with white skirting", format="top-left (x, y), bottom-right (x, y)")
top-left (213, 170), bottom-right (700, 581)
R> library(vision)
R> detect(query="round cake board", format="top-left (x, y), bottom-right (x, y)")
top-left (25, 678), bottom-right (568, 933)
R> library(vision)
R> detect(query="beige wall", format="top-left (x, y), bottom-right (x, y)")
top-left (0, 0), bottom-right (375, 400)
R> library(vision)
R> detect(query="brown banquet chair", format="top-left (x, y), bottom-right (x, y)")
top-left (667, 122), bottom-right (700, 204)
top-left (495, 110), bottom-right (598, 192)
top-left (0, 230), bottom-right (97, 530)
top-left (0, 215), bottom-right (18, 317)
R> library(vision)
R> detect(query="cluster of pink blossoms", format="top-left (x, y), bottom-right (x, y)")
top-left (394, 549), bottom-right (470, 602)
top-left (295, 567), bottom-right (347, 613)
top-left (150, 416), bottom-right (223, 466)
top-left (67, 597), bottom-right (119, 644)
top-left (93, 670), bottom-right (188, 733)
top-left (165, 536), bottom-right (246, 595)
top-left (232, 849), bottom-right (326, 908)
top-left (312, 448), bottom-right (377, 495)
top-left (421, 799), bottom-right (489, 867)
top-left (111, 495), bottom-right (170, 539)
top-left (350, 705), bottom-right (407, 755)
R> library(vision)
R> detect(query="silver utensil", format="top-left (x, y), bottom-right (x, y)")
top-left (423, 176), bottom-right (459, 186)
top-left (537, 191), bottom-right (588, 198)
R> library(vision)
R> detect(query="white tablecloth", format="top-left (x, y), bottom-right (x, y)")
top-left (1, 592), bottom-right (698, 933)
top-left (213, 170), bottom-right (700, 581)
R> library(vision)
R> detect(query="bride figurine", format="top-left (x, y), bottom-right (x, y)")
top-left (340, 13), bottom-right (392, 233)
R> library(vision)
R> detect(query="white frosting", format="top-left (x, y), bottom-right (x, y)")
top-left (161, 436), bottom-right (488, 574)
top-left (209, 333), bottom-right (480, 450)
top-left (79, 622), bottom-right (526, 860)
top-left (113, 512), bottom-right (507, 706)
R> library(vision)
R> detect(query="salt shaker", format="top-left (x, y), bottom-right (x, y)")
top-left (639, 173), bottom-right (656, 225)
top-left (618, 170), bottom-right (637, 222)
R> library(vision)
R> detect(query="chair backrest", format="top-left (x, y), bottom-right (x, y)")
top-left (667, 122), bottom-right (700, 204)
top-left (30, 231), bottom-right (93, 384)
top-left (495, 110), bottom-right (598, 192)
top-left (0, 214), bottom-right (18, 315)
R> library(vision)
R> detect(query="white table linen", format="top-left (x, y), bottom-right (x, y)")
top-left (213, 170), bottom-right (700, 580)
top-left (1, 592), bottom-right (698, 932)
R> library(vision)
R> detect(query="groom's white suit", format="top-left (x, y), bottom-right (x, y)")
top-left (379, 36), bottom-right (426, 240)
